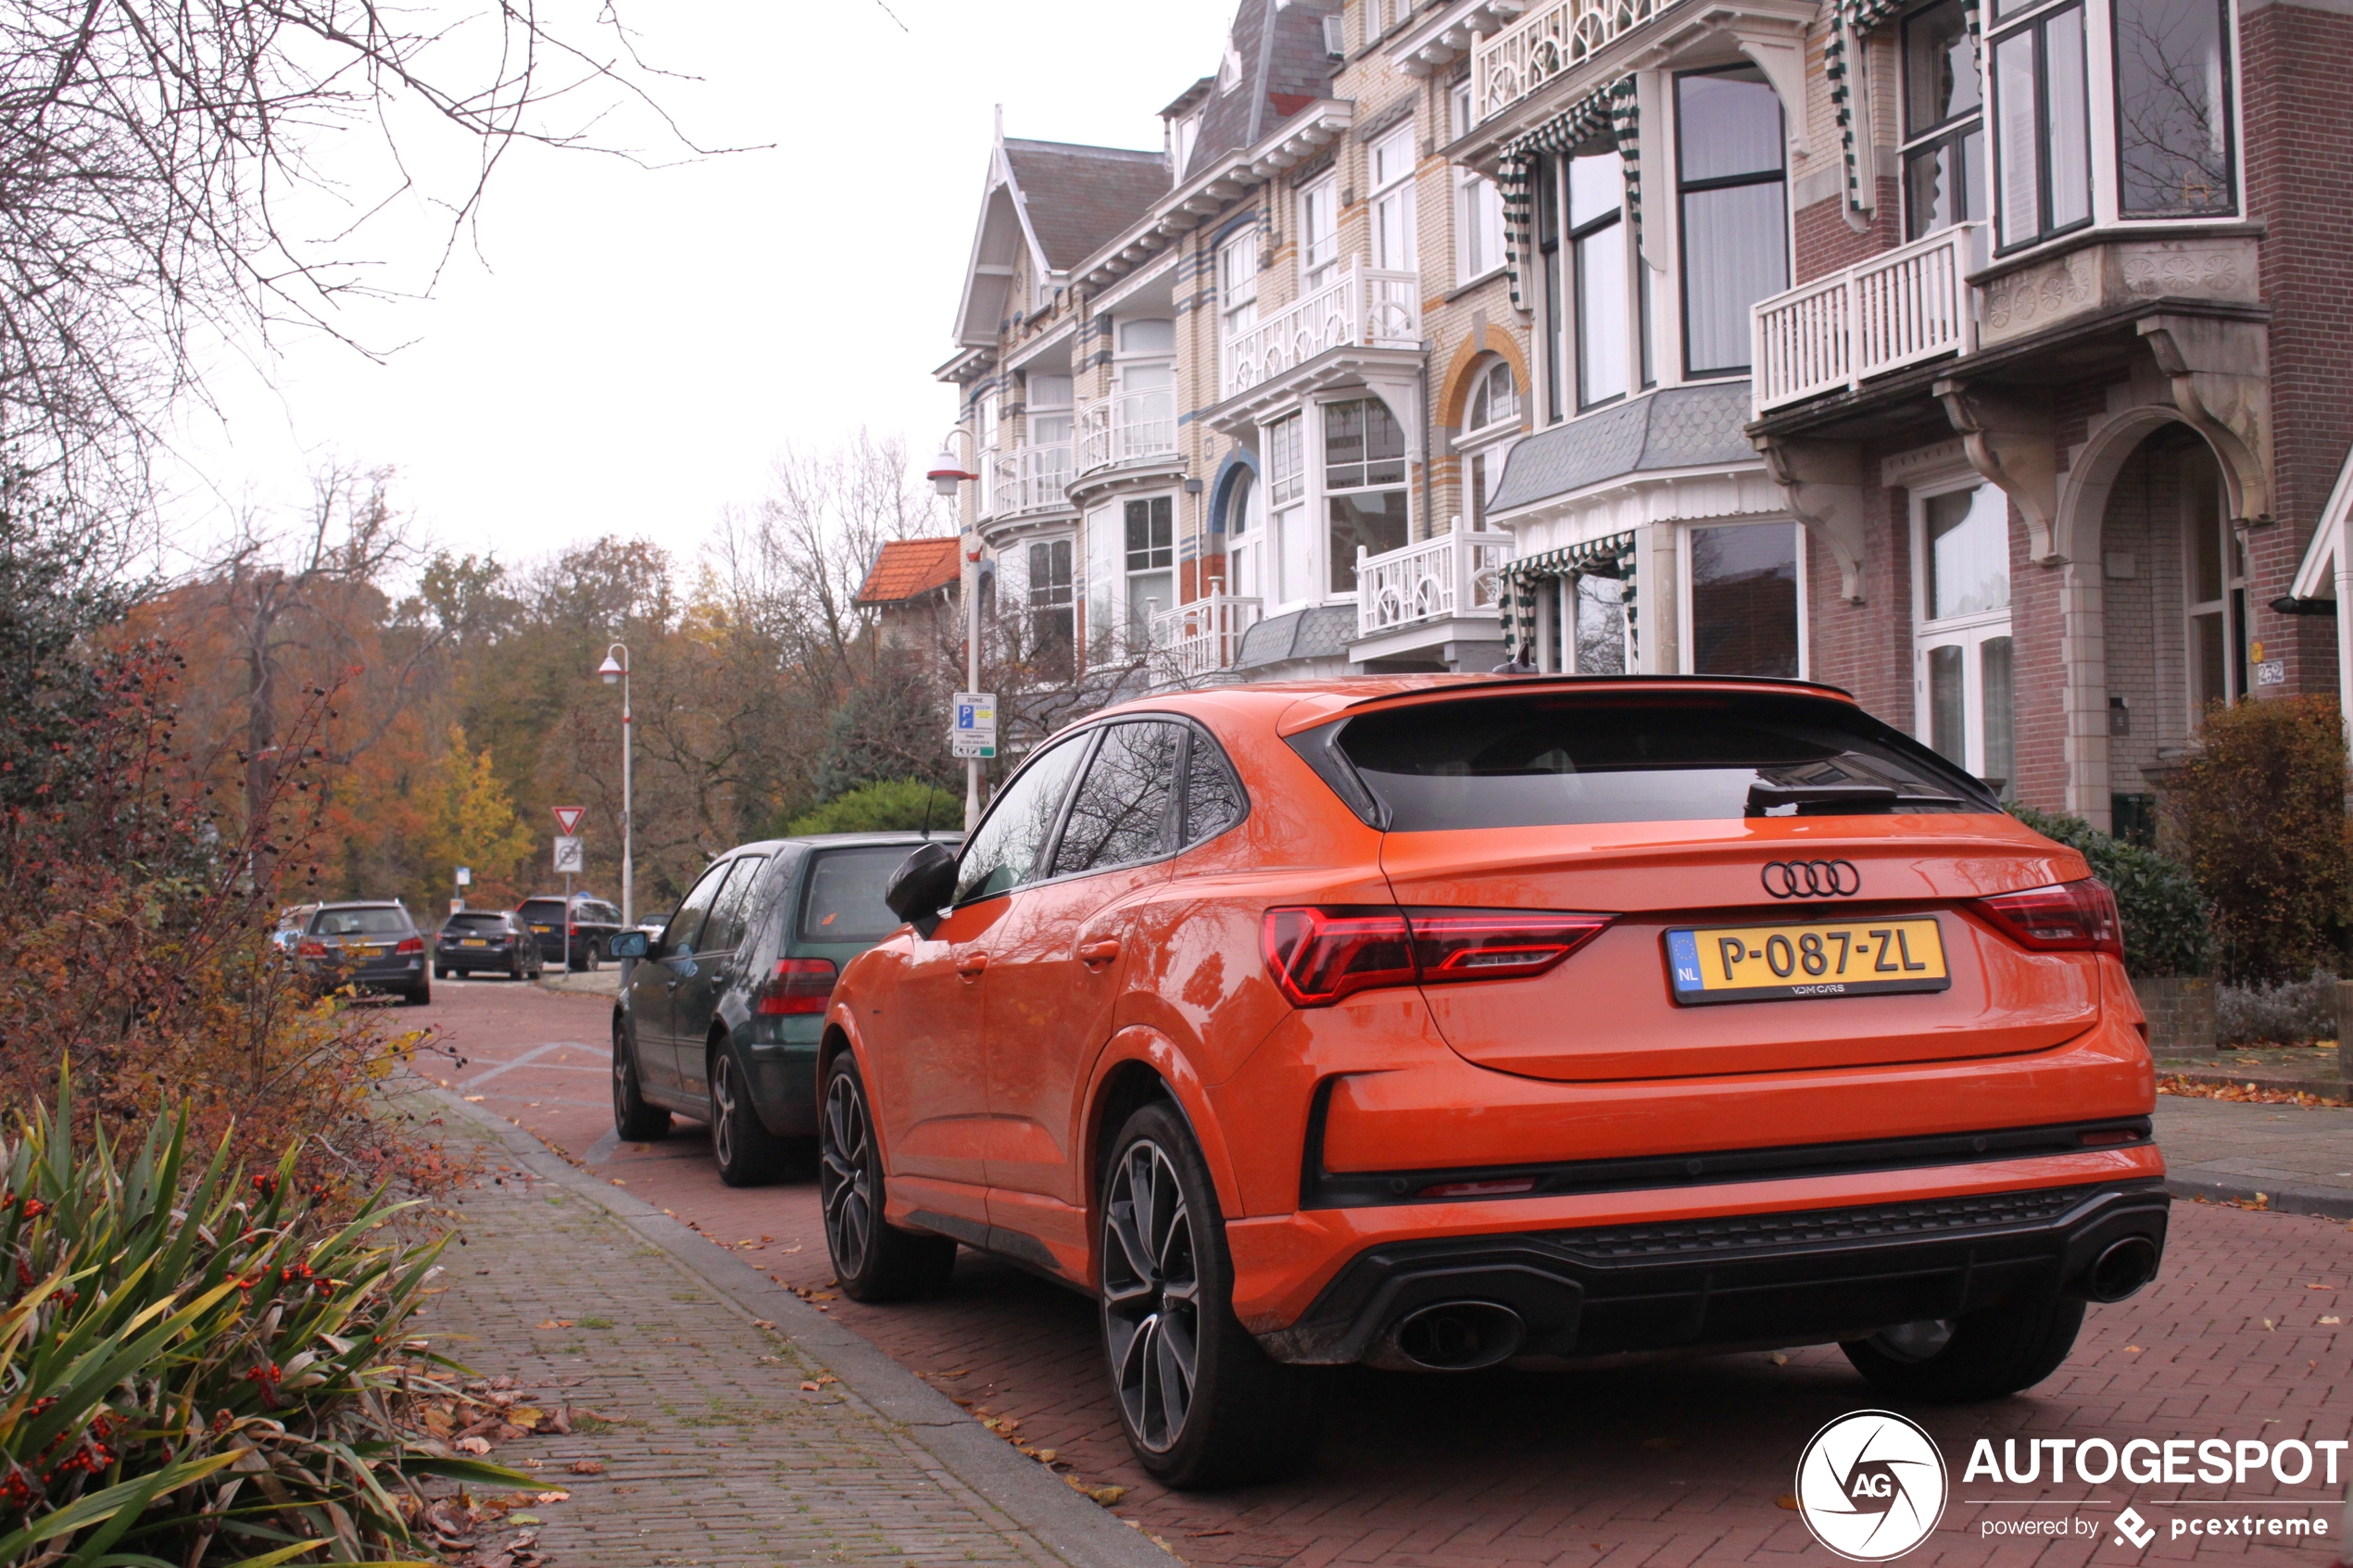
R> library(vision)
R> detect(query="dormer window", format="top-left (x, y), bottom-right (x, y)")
top-left (1175, 113), bottom-right (1202, 179)
top-left (1219, 42), bottom-right (1242, 91)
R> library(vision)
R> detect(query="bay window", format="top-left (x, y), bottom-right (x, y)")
top-left (1028, 538), bottom-right (1075, 670)
top-left (1324, 398), bottom-right (1409, 596)
top-left (1903, 0), bottom-right (1987, 238)
top-left (1569, 151), bottom-right (1630, 408)
top-left (1992, 2), bottom-right (2093, 248)
top-left (1218, 227), bottom-right (1259, 343)
top-left (1676, 67), bottom-right (1788, 379)
top-left (2115, 0), bottom-right (2233, 216)
top-left (1267, 412), bottom-right (1310, 606)
top-left (1124, 495), bottom-right (1174, 643)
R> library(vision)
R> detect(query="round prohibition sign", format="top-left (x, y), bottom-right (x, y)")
top-left (1762, 859), bottom-right (1862, 898)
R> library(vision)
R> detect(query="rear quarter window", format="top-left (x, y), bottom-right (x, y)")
top-left (1309, 689), bottom-right (1997, 832)
top-left (800, 846), bottom-right (923, 944)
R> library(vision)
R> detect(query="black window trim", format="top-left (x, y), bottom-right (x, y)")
top-left (1565, 145), bottom-right (1629, 414)
top-left (1674, 63), bottom-right (1791, 381)
top-left (1989, 0), bottom-right (2096, 257)
top-left (2110, 0), bottom-right (2238, 223)
top-left (954, 713), bottom-right (1252, 904)
top-left (1898, 0), bottom-right (1988, 241)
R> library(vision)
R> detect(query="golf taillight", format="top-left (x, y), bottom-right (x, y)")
top-left (1972, 880), bottom-right (2123, 960)
top-left (1262, 907), bottom-right (1614, 1008)
top-left (755, 958), bottom-right (837, 1016)
top-left (396, 936), bottom-right (424, 955)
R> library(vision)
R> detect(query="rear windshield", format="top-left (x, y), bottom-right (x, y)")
top-left (444, 913), bottom-right (507, 931)
top-left (516, 900), bottom-right (566, 923)
top-left (311, 908), bottom-right (411, 936)
top-left (799, 847), bottom-right (920, 944)
top-left (1314, 689), bottom-right (1996, 832)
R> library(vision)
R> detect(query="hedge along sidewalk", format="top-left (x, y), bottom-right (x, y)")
top-left (424, 1085), bottom-right (1184, 1568)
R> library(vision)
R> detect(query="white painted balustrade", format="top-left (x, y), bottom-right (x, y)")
top-left (1221, 261), bottom-right (1421, 403)
top-left (1149, 594), bottom-right (1264, 677)
top-left (1752, 222), bottom-right (1984, 417)
top-left (1355, 519), bottom-right (1514, 638)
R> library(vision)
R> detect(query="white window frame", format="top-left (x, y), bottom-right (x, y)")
top-left (1452, 82), bottom-right (1508, 284)
top-left (1676, 519), bottom-right (1810, 679)
top-left (1984, 0), bottom-right (2246, 259)
top-left (2182, 446), bottom-right (2246, 721)
top-left (1299, 172), bottom-right (1340, 293)
top-left (1218, 226), bottom-right (1260, 344)
top-left (1369, 125), bottom-right (1418, 273)
top-left (1909, 477), bottom-right (2017, 791)
top-left (1318, 393), bottom-right (1412, 606)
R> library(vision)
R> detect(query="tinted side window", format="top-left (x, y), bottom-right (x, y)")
top-left (1180, 727), bottom-right (1247, 846)
top-left (517, 899), bottom-right (565, 928)
top-left (1052, 721), bottom-right (1183, 875)
top-left (661, 861), bottom-right (734, 954)
top-left (800, 846), bottom-right (921, 943)
top-left (698, 856), bottom-right (768, 953)
top-left (956, 735), bottom-right (1091, 904)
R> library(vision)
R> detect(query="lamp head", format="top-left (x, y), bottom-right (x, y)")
top-left (926, 445), bottom-right (976, 497)
top-left (598, 652), bottom-right (624, 684)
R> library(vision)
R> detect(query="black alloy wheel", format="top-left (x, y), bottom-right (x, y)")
top-left (1098, 1101), bottom-right (1318, 1488)
top-left (710, 1043), bottom-right (791, 1186)
top-left (610, 1015), bottom-right (671, 1140)
top-left (819, 1056), bottom-right (953, 1300)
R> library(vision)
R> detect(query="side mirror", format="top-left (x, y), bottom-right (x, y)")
top-left (608, 931), bottom-right (648, 960)
top-left (884, 842), bottom-right (958, 938)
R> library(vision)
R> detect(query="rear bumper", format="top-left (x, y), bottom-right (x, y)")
top-left (304, 958), bottom-right (424, 991)
top-left (745, 1038), bottom-right (820, 1136)
top-left (1253, 1175), bottom-right (2168, 1366)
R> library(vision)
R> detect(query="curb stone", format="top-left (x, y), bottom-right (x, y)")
top-left (424, 1085), bottom-right (1184, 1568)
top-left (2163, 1171), bottom-right (2353, 1222)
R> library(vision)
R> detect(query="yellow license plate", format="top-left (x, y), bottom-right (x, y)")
top-left (355, 946), bottom-right (386, 959)
top-left (531, 924), bottom-right (551, 933)
top-left (460, 938), bottom-right (487, 947)
top-left (1666, 917), bottom-right (1949, 1005)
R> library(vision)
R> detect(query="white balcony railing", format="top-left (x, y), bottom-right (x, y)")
top-left (1471, 0), bottom-right (1678, 123)
top-left (989, 443), bottom-right (1073, 515)
top-left (1751, 221), bottom-right (1985, 417)
top-left (1355, 518), bottom-right (1514, 639)
top-left (1149, 594), bottom-right (1264, 676)
top-left (1077, 390), bottom-right (1177, 474)
top-left (1221, 261), bottom-right (1421, 403)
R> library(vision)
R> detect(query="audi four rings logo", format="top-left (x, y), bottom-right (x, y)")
top-left (1763, 859), bottom-right (1863, 898)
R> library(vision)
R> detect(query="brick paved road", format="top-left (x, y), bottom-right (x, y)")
top-left (411, 974), bottom-right (2353, 1565)
top-left (422, 1102), bottom-right (1072, 1567)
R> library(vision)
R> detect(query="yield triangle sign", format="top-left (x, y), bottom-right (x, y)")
top-left (552, 805), bottom-right (586, 835)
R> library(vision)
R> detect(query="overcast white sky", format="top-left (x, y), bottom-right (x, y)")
top-left (160, 0), bottom-right (1236, 569)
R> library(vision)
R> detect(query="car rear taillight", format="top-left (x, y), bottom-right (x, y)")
top-left (1972, 880), bottom-right (2123, 960)
top-left (396, 936), bottom-right (424, 955)
top-left (297, 940), bottom-right (327, 958)
top-left (1263, 907), bottom-right (1613, 1008)
top-left (755, 958), bottom-right (838, 1016)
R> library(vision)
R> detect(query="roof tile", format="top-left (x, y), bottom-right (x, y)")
top-left (855, 537), bottom-right (963, 606)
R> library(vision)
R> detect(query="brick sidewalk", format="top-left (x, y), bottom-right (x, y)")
top-left (417, 1102), bottom-right (1151, 1568)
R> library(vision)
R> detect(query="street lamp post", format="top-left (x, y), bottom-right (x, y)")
top-left (926, 433), bottom-right (984, 830)
top-left (597, 645), bottom-right (634, 930)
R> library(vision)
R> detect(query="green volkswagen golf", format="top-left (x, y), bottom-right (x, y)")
top-left (608, 833), bottom-right (957, 1185)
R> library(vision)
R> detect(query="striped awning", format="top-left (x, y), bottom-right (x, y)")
top-left (1496, 531), bottom-right (1640, 658)
top-left (1499, 77), bottom-right (1639, 312)
top-left (1825, 0), bottom-right (1982, 214)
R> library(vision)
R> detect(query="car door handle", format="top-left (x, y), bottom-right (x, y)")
top-left (955, 953), bottom-right (990, 979)
top-left (1077, 938), bottom-right (1122, 967)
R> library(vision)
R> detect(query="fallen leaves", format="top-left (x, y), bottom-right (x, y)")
top-left (1066, 1476), bottom-right (1129, 1507)
top-left (569, 1460), bottom-right (605, 1475)
top-left (1776, 1495), bottom-right (1800, 1512)
top-left (2322, 1316), bottom-right (2343, 1325)
top-left (533, 1320), bottom-right (573, 1331)
top-left (413, 1486), bottom-right (570, 1567)
top-left (2158, 1075), bottom-right (2347, 1108)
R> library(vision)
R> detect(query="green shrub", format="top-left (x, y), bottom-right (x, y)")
top-left (2171, 695), bottom-right (2349, 985)
top-left (0, 1074), bottom-right (515, 1564)
top-left (2008, 804), bottom-right (2212, 977)
top-left (785, 779), bottom-right (961, 837)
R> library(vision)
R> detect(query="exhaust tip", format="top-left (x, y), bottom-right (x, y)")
top-left (2085, 1236), bottom-right (2159, 1302)
top-left (1390, 1300), bottom-right (1526, 1371)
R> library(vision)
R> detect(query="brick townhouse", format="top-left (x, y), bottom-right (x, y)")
top-left (938, 0), bottom-right (2353, 834)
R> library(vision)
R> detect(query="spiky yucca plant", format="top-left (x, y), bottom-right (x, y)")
top-left (0, 1073), bottom-right (516, 1566)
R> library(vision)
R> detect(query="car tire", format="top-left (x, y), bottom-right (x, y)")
top-left (1843, 1296), bottom-right (2086, 1402)
top-left (434, 965), bottom-right (448, 980)
top-left (404, 980), bottom-right (432, 1008)
top-left (711, 1042), bottom-right (791, 1187)
top-left (820, 1054), bottom-right (955, 1301)
top-left (1100, 1100), bottom-right (1319, 1489)
top-left (610, 1016), bottom-right (672, 1141)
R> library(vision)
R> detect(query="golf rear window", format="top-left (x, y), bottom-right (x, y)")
top-left (799, 847), bottom-right (919, 944)
top-left (1312, 689), bottom-right (1996, 832)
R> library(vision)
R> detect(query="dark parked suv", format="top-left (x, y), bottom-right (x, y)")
top-left (434, 910), bottom-right (545, 980)
top-left (297, 901), bottom-right (429, 1005)
top-left (516, 893), bottom-right (623, 971)
top-left (609, 833), bottom-right (957, 1185)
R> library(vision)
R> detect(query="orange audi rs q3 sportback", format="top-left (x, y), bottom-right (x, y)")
top-left (819, 676), bottom-right (2166, 1488)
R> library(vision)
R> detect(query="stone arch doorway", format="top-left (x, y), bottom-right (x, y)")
top-left (2095, 421), bottom-right (2239, 845)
